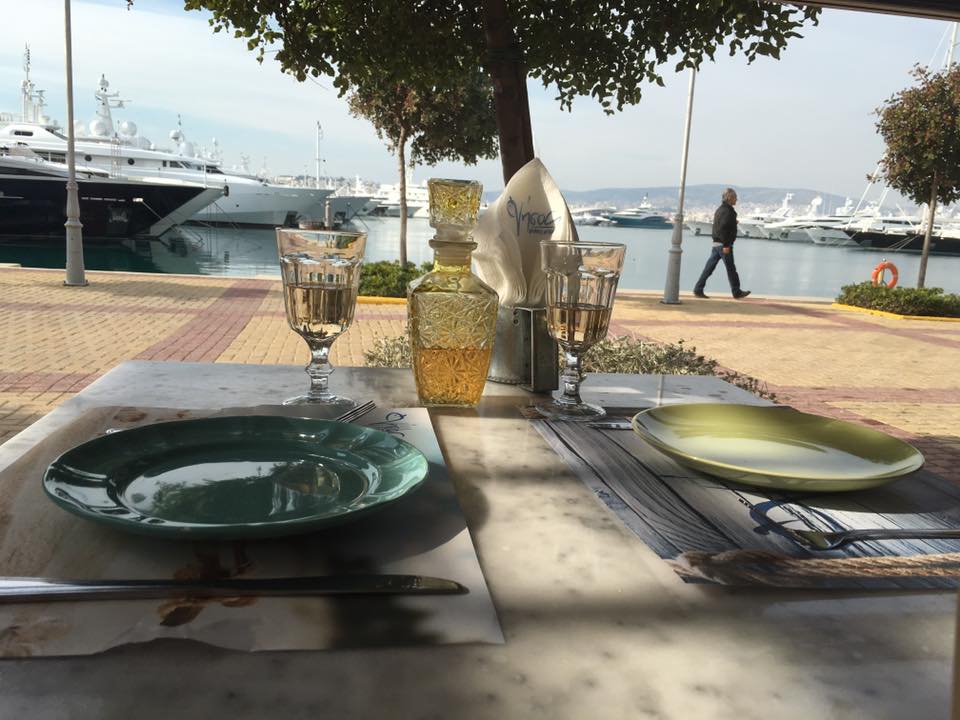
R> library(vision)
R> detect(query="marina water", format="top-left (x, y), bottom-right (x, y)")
top-left (2, 217), bottom-right (960, 299)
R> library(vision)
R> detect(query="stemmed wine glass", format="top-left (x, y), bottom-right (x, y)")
top-left (276, 228), bottom-right (366, 409)
top-left (536, 241), bottom-right (626, 421)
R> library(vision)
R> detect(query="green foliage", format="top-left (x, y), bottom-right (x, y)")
top-left (180, 1), bottom-right (818, 115)
top-left (837, 281), bottom-right (960, 318)
top-left (359, 260), bottom-right (432, 298)
top-left (363, 333), bottom-right (412, 369)
top-left (583, 336), bottom-right (776, 401)
top-left (363, 332), bottom-right (775, 401)
top-left (876, 65), bottom-right (960, 207)
top-left (347, 71), bottom-right (497, 167)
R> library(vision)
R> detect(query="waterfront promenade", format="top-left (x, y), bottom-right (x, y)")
top-left (1, 266), bottom-right (958, 482)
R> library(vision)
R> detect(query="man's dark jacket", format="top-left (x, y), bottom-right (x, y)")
top-left (711, 201), bottom-right (738, 248)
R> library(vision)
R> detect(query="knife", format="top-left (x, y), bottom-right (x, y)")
top-left (0, 574), bottom-right (467, 603)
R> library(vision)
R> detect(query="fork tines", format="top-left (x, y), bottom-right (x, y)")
top-left (335, 401), bottom-right (377, 424)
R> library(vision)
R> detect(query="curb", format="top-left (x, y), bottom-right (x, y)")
top-left (832, 302), bottom-right (960, 323)
top-left (358, 295), bottom-right (407, 305)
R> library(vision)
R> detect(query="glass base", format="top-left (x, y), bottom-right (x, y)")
top-left (282, 394), bottom-right (357, 416)
top-left (535, 400), bottom-right (606, 422)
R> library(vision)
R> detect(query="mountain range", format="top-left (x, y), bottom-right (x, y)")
top-left (484, 184), bottom-right (858, 214)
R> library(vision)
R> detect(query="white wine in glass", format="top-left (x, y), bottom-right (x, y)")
top-left (537, 241), bottom-right (626, 421)
top-left (276, 229), bottom-right (366, 409)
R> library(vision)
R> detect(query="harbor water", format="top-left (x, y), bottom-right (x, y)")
top-left (2, 216), bottom-right (960, 299)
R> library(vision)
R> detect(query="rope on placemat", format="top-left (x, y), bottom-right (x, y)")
top-left (670, 549), bottom-right (960, 586)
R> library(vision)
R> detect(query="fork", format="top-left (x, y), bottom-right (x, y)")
top-left (335, 400), bottom-right (377, 424)
top-left (789, 526), bottom-right (960, 551)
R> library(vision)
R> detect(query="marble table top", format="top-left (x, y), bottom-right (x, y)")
top-left (0, 361), bottom-right (952, 719)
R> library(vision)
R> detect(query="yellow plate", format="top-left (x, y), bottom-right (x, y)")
top-left (631, 404), bottom-right (924, 492)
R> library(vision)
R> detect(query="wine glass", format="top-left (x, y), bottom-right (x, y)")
top-left (276, 228), bottom-right (366, 409)
top-left (536, 241), bottom-right (626, 421)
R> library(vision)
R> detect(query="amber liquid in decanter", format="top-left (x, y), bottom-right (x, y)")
top-left (407, 179), bottom-right (498, 407)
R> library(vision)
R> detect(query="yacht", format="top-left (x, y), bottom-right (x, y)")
top-left (1, 58), bottom-right (332, 229)
top-left (608, 197), bottom-right (672, 229)
top-left (371, 180), bottom-right (429, 218)
top-left (570, 205), bottom-right (615, 226)
top-left (270, 174), bottom-right (379, 225)
top-left (687, 217), bottom-right (766, 239)
top-left (0, 144), bottom-right (222, 239)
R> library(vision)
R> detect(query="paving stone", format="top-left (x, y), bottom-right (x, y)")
top-left (1, 270), bottom-right (959, 478)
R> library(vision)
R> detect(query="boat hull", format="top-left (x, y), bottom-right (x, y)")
top-left (191, 186), bottom-right (332, 227)
top-left (0, 174), bottom-right (207, 240)
top-left (850, 231), bottom-right (960, 255)
top-left (609, 215), bottom-right (673, 229)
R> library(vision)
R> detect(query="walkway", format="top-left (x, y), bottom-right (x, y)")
top-left (1, 267), bottom-right (957, 483)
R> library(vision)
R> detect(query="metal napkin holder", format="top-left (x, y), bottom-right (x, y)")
top-left (487, 305), bottom-right (558, 393)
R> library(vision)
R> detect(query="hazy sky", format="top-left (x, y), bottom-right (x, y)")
top-left (1, 0), bottom-right (955, 198)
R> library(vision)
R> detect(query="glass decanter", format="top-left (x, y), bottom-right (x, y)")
top-left (408, 178), bottom-right (498, 407)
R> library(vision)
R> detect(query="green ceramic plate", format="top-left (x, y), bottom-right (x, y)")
top-left (631, 404), bottom-right (924, 492)
top-left (43, 416), bottom-right (429, 539)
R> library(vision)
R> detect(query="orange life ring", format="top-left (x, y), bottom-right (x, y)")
top-left (871, 261), bottom-right (898, 289)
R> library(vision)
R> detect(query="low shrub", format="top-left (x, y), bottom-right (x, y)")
top-left (363, 332), bottom-right (776, 401)
top-left (836, 281), bottom-right (960, 318)
top-left (359, 260), bottom-right (432, 298)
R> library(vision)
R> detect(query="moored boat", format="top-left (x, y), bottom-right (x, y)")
top-left (0, 146), bottom-right (222, 240)
top-left (608, 197), bottom-right (672, 229)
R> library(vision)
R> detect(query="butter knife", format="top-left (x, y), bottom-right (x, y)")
top-left (0, 574), bottom-right (467, 603)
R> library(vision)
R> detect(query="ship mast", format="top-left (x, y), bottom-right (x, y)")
top-left (315, 121), bottom-right (322, 190)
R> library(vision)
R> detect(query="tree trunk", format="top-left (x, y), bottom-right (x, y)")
top-left (397, 128), bottom-right (408, 267)
top-left (918, 172), bottom-right (939, 289)
top-left (481, 0), bottom-right (535, 185)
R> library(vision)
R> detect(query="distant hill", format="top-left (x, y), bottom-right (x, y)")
top-left (484, 184), bottom-right (853, 215)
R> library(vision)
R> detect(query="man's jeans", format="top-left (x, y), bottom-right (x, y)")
top-left (694, 245), bottom-right (741, 296)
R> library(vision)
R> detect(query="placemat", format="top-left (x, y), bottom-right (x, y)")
top-left (0, 406), bottom-right (503, 657)
top-left (535, 415), bottom-right (960, 590)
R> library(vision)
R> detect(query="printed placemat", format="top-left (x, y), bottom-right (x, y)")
top-left (0, 406), bottom-right (503, 657)
top-left (535, 415), bottom-right (960, 589)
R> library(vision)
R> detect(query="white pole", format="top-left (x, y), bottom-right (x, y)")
top-left (63, 0), bottom-right (87, 287)
top-left (662, 66), bottom-right (696, 305)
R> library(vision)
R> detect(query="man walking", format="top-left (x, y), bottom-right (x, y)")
top-left (693, 188), bottom-right (750, 299)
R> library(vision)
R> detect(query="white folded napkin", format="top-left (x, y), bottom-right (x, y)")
top-left (473, 159), bottom-right (578, 307)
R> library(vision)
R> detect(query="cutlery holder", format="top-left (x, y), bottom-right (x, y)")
top-left (487, 305), bottom-right (558, 393)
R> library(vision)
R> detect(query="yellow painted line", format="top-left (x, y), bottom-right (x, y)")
top-left (358, 295), bottom-right (407, 305)
top-left (832, 302), bottom-right (960, 323)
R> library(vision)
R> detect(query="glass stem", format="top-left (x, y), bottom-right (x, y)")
top-left (304, 338), bottom-right (335, 401)
top-left (557, 349), bottom-right (584, 407)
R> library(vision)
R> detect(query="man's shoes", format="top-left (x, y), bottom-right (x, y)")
top-left (734, 290), bottom-right (752, 299)
top-left (693, 291), bottom-right (709, 299)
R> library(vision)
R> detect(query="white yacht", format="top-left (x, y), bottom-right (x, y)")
top-left (371, 179), bottom-right (429, 218)
top-left (0, 59), bottom-right (332, 229)
top-left (270, 174), bottom-right (379, 225)
top-left (687, 216), bottom-right (767, 239)
top-left (570, 205), bottom-right (615, 226)
top-left (607, 197), bottom-right (672, 229)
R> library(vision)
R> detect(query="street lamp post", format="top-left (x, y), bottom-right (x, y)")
top-left (63, 0), bottom-right (87, 287)
top-left (662, 67), bottom-right (697, 305)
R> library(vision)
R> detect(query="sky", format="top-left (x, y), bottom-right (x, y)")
top-left (1, 0), bottom-right (956, 199)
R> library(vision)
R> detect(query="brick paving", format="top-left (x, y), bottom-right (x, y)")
top-left (0, 266), bottom-right (958, 485)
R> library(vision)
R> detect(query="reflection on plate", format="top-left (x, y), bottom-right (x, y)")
top-left (631, 404), bottom-right (924, 492)
top-left (43, 416), bottom-right (429, 539)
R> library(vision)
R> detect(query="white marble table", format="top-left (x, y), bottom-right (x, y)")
top-left (0, 361), bottom-right (953, 719)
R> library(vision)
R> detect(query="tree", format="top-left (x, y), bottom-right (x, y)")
top-left (181, 0), bottom-right (818, 183)
top-left (876, 65), bottom-right (960, 287)
top-left (347, 70), bottom-right (497, 266)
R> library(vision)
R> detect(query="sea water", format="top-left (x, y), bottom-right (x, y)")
top-left (2, 216), bottom-right (959, 299)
